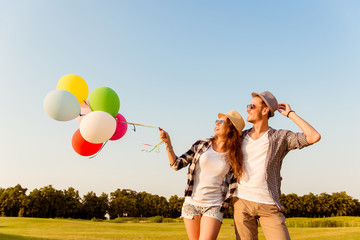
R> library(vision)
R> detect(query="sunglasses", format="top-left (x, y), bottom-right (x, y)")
top-left (215, 120), bottom-right (225, 125)
top-left (247, 104), bottom-right (256, 109)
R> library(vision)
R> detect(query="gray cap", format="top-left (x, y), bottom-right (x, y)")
top-left (251, 91), bottom-right (278, 117)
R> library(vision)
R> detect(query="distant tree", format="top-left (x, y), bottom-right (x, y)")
top-left (280, 193), bottom-right (302, 217)
top-left (63, 187), bottom-right (82, 218)
top-left (318, 193), bottom-right (332, 217)
top-left (301, 193), bottom-right (319, 218)
top-left (155, 195), bottom-right (169, 217)
top-left (352, 198), bottom-right (360, 216)
top-left (134, 192), bottom-right (154, 217)
top-left (331, 192), bottom-right (356, 216)
top-left (27, 185), bottom-right (64, 218)
top-left (81, 191), bottom-right (109, 219)
top-left (109, 189), bottom-right (138, 218)
top-left (168, 195), bottom-right (184, 218)
top-left (109, 189), bottom-right (172, 218)
top-left (27, 188), bottom-right (43, 217)
top-left (0, 187), bottom-right (4, 216)
top-left (0, 184), bottom-right (28, 217)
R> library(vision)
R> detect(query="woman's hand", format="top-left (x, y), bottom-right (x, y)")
top-left (159, 127), bottom-right (171, 145)
top-left (159, 128), bottom-right (176, 164)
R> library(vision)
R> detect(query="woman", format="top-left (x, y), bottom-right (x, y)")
top-left (159, 110), bottom-right (245, 240)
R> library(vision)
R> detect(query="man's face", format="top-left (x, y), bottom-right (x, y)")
top-left (246, 96), bottom-right (267, 123)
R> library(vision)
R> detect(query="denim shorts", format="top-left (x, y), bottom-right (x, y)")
top-left (181, 202), bottom-right (224, 223)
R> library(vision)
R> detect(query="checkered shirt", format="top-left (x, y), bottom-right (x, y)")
top-left (240, 127), bottom-right (310, 211)
top-left (171, 138), bottom-right (238, 213)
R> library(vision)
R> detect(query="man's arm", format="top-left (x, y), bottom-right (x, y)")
top-left (278, 103), bottom-right (321, 145)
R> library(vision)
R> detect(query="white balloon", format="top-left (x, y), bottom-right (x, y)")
top-left (80, 111), bottom-right (116, 144)
top-left (43, 89), bottom-right (81, 121)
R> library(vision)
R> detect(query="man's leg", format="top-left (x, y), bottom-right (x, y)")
top-left (258, 203), bottom-right (291, 240)
top-left (233, 197), bottom-right (259, 240)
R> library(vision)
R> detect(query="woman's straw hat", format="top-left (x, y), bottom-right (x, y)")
top-left (218, 110), bottom-right (245, 134)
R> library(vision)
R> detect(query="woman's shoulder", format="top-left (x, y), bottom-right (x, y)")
top-left (192, 138), bottom-right (212, 146)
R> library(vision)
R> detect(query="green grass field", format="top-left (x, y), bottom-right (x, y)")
top-left (0, 217), bottom-right (360, 240)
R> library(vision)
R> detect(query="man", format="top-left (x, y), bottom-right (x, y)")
top-left (233, 91), bottom-right (321, 240)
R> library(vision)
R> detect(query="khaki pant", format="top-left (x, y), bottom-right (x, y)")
top-left (233, 197), bottom-right (291, 240)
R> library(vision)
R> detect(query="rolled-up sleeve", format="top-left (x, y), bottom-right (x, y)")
top-left (286, 131), bottom-right (310, 150)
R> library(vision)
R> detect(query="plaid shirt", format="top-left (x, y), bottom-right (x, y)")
top-left (171, 138), bottom-right (238, 212)
top-left (240, 127), bottom-right (310, 211)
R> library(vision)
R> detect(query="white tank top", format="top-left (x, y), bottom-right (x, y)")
top-left (185, 146), bottom-right (230, 207)
top-left (235, 131), bottom-right (275, 204)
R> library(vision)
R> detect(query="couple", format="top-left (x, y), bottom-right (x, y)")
top-left (159, 91), bottom-right (321, 240)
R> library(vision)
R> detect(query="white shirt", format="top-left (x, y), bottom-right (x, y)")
top-left (185, 146), bottom-right (230, 207)
top-left (235, 131), bottom-right (275, 204)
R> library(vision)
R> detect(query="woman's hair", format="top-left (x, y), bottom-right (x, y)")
top-left (214, 118), bottom-right (243, 180)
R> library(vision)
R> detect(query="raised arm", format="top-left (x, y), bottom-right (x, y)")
top-left (159, 128), bottom-right (177, 165)
top-left (278, 103), bottom-right (321, 145)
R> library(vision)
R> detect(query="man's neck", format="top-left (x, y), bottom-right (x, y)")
top-left (249, 121), bottom-right (269, 140)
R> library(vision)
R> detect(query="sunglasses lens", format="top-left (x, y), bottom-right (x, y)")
top-left (215, 120), bottom-right (224, 125)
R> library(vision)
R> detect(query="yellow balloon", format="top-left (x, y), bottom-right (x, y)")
top-left (57, 74), bottom-right (89, 104)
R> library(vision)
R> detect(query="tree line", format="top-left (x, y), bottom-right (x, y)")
top-left (0, 184), bottom-right (359, 219)
top-left (0, 184), bottom-right (184, 219)
top-left (280, 192), bottom-right (360, 218)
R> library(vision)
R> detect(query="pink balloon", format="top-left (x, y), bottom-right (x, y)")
top-left (76, 100), bottom-right (92, 124)
top-left (110, 113), bottom-right (128, 141)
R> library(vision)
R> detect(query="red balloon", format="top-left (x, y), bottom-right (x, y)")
top-left (72, 129), bottom-right (103, 156)
top-left (110, 113), bottom-right (128, 141)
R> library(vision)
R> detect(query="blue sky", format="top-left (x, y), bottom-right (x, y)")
top-left (1, 0), bottom-right (359, 200)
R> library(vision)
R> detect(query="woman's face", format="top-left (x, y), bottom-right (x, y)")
top-left (214, 115), bottom-right (228, 137)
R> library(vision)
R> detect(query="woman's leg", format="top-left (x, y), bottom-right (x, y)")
top-left (199, 216), bottom-right (222, 240)
top-left (184, 215), bottom-right (201, 240)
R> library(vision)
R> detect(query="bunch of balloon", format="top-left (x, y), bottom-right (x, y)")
top-left (79, 86), bottom-right (128, 144)
top-left (44, 74), bottom-right (128, 157)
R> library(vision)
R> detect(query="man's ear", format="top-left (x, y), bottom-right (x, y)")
top-left (262, 107), bottom-right (269, 116)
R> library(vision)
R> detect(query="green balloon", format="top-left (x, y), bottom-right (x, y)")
top-left (89, 87), bottom-right (120, 117)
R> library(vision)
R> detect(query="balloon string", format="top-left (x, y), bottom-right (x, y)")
top-left (117, 121), bottom-right (158, 129)
top-left (89, 141), bottom-right (108, 159)
top-left (141, 140), bottom-right (164, 153)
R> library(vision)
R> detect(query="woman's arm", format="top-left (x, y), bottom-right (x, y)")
top-left (159, 128), bottom-right (177, 166)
